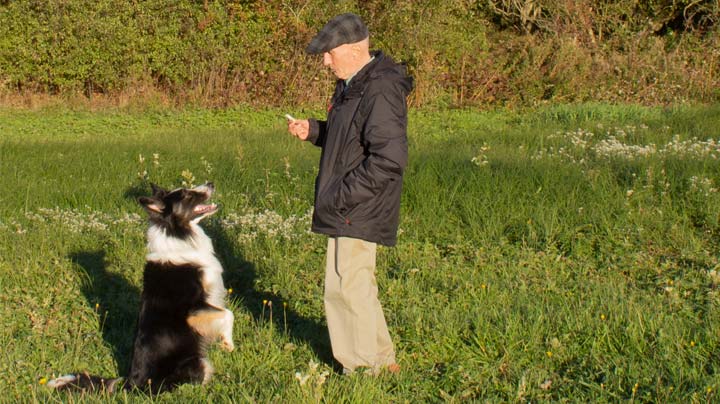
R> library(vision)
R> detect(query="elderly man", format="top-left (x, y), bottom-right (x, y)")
top-left (287, 13), bottom-right (413, 375)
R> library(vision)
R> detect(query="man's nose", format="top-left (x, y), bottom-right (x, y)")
top-left (322, 53), bottom-right (331, 66)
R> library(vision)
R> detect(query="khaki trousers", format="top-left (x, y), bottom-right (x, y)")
top-left (324, 237), bottom-right (395, 371)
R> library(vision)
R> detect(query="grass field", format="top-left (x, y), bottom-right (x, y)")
top-left (1, 104), bottom-right (719, 402)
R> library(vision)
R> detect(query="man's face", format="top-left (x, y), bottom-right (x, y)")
top-left (323, 43), bottom-right (356, 80)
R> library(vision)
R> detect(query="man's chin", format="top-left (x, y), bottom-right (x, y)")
top-left (331, 70), bottom-right (345, 80)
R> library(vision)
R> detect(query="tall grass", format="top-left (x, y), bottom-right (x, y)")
top-left (0, 104), bottom-right (719, 402)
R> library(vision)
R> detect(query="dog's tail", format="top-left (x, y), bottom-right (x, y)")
top-left (47, 371), bottom-right (124, 393)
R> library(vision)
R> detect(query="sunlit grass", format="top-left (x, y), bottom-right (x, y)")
top-left (0, 104), bottom-right (719, 402)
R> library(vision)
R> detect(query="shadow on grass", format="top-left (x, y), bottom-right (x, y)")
top-left (122, 182), bottom-right (149, 202)
top-left (70, 250), bottom-right (140, 375)
top-left (205, 219), bottom-right (338, 371)
top-left (69, 194), bottom-right (336, 376)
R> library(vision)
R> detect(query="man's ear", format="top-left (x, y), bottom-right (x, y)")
top-left (138, 196), bottom-right (165, 214)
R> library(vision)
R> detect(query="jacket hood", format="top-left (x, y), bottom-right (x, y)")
top-left (345, 51), bottom-right (414, 97)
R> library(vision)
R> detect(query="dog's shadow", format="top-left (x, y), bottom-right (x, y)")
top-left (70, 251), bottom-right (140, 375)
top-left (205, 220), bottom-right (337, 370)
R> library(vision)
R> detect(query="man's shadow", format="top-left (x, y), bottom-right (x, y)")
top-left (69, 251), bottom-right (140, 375)
top-left (205, 219), bottom-right (337, 370)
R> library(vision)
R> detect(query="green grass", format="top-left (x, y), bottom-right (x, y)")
top-left (1, 104), bottom-right (719, 402)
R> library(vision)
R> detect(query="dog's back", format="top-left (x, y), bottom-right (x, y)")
top-left (126, 261), bottom-right (210, 391)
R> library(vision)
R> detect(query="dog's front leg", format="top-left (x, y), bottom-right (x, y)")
top-left (219, 308), bottom-right (234, 352)
top-left (187, 307), bottom-right (234, 352)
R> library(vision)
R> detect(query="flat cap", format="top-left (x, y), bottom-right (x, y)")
top-left (306, 13), bottom-right (369, 54)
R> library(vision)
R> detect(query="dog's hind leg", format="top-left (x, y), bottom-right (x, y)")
top-left (47, 372), bottom-right (123, 392)
top-left (187, 306), bottom-right (234, 352)
top-left (154, 357), bottom-right (211, 390)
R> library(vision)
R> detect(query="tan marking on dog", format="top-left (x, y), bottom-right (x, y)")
top-left (187, 309), bottom-right (226, 336)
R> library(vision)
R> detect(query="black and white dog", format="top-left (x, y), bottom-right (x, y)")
top-left (48, 182), bottom-right (234, 394)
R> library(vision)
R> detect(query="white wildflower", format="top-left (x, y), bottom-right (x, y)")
top-left (283, 156), bottom-right (292, 179)
top-left (471, 143), bottom-right (490, 167)
top-left (295, 372), bottom-right (311, 386)
top-left (22, 207), bottom-right (142, 234)
top-left (531, 124), bottom-right (719, 163)
top-left (200, 156), bottom-right (213, 176)
top-left (221, 207), bottom-right (313, 242)
top-left (689, 176), bottom-right (718, 197)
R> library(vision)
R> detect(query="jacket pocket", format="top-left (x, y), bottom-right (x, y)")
top-left (317, 177), bottom-right (343, 215)
top-left (341, 181), bottom-right (391, 224)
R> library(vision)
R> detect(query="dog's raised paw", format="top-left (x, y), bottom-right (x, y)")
top-left (220, 338), bottom-right (235, 352)
top-left (47, 374), bottom-right (77, 389)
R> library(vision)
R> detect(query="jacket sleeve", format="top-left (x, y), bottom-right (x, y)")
top-left (337, 81), bottom-right (408, 212)
top-left (307, 118), bottom-right (327, 147)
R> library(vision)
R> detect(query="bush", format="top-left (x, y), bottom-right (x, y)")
top-left (0, 0), bottom-right (717, 107)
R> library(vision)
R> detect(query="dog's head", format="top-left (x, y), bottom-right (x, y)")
top-left (138, 182), bottom-right (218, 238)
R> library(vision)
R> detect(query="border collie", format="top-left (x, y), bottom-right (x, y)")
top-left (48, 182), bottom-right (234, 394)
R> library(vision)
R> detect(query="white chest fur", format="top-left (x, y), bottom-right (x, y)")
top-left (145, 223), bottom-right (227, 308)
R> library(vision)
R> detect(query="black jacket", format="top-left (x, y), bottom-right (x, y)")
top-left (307, 51), bottom-right (413, 246)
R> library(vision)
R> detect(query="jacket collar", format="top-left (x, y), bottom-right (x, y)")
top-left (345, 55), bottom-right (375, 87)
top-left (337, 50), bottom-right (384, 99)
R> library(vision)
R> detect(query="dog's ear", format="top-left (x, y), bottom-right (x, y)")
top-left (138, 196), bottom-right (165, 214)
top-left (150, 183), bottom-right (167, 197)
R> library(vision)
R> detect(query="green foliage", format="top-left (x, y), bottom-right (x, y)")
top-left (357, 0), bottom-right (489, 107)
top-left (0, 0), bottom-right (718, 107)
top-left (1, 104), bottom-right (719, 401)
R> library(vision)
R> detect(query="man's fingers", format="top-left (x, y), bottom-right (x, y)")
top-left (288, 121), bottom-right (299, 136)
top-left (287, 119), bottom-right (308, 140)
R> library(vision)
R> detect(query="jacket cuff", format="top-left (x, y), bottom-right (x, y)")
top-left (307, 118), bottom-right (321, 144)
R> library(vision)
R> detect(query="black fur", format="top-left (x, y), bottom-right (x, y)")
top-left (48, 183), bottom-right (232, 395)
top-left (125, 261), bottom-right (210, 392)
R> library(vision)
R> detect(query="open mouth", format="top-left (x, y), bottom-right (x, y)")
top-left (194, 203), bottom-right (218, 215)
